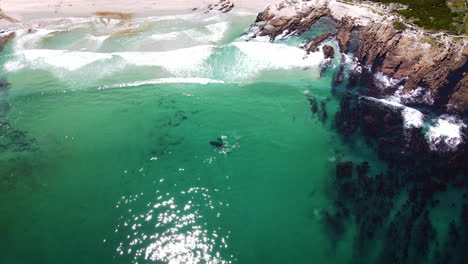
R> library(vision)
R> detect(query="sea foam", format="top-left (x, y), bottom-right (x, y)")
top-left (99, 78), bottom-right (225, 89)
top-left (426, 115), bottom-right (466, 151)
top-left (232, 41), bottom-right (323, 69)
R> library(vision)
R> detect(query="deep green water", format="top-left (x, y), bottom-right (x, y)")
top-left (1, 11), bottom-right (389, 264)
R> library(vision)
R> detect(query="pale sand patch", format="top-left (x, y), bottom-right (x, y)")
top-left (0, 0), bottom-right (283, 20)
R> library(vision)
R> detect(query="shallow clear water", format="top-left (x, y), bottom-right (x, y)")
top-left (0, 10), bottom-right (387, 264)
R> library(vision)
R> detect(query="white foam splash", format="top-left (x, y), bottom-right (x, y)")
top-left (402, 86), bottom-right (434, 105)
top-left (387, 86), bottom-right (435, 106)
top-left (373, 72), bottom-right (401, 90)
top-left (205, 22), bottom-right (230, 42)
top-left (426, 115), bottom-right (466, 151)
top-left (99, 78), bottom-right (224, 89)
top-left (402, 107), bottom-right (424, 129)
top-left (232, 41), bottom-right (323, 69)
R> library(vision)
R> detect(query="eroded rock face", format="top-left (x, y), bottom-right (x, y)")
top-left (448, 74), bottom-right (468, 116)
top-left (336, 16), bottom-right (356, 54)
top-left (356, 23), bottom-right (468, 112)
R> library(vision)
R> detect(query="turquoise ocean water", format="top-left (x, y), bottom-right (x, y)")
top-left (0, 10), bottom-right (407, 264)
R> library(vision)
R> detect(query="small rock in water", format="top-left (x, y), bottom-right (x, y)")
top-left (322, 45), bottom-right (335, 59)
top-left (304, 90), bottom-right (310, 95)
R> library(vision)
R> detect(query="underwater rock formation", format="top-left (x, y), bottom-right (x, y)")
top-left (306, 95), bottom-right (328, 123)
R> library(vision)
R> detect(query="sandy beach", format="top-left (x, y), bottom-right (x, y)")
top-left (0, 0), bottom-right (281, 21)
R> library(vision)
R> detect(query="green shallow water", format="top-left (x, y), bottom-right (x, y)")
top-left (0, 11), bottom-right (385, 264)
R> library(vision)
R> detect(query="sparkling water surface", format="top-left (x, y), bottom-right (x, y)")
top-left (1, 10), bottom-right (385, 264)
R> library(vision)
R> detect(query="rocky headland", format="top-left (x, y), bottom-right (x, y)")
top-left (245, 0), bottom-right (467, 154)
top-left (248, 0), bottom-right (467, 112)
top-left (244, 1), bottom-right (467, 262)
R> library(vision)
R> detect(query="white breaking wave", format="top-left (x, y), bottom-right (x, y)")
top-left (371, 98), bottom-right (425, 129)
top-left (150, 22), bottom-right (229, 43)
top-left (232, 41), bottom-right (323, 69)
top-left (13, 29), bottom-right (60, 51)
top-left (5, 45), bottom-right (214, 74)
top-left (426, 115), bottom-right (466, 151)
top-left (205, 22), bottom-right (230, 42)
top-left (116, 45), bottom-right (214, 73)
top-left (99, 78), bottom-right (225, 89)
top-left (5, 39), bottom-right (325, 83)
top-left (6, 49), bottom-right (113, 71)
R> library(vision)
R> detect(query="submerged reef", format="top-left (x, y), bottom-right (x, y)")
top-left (0, 76), bottom-right (38, 190)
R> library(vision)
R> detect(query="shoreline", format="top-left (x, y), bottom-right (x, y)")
top-left (0, 0), bottom-right (281, 21)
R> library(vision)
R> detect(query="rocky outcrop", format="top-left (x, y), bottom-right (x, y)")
top-left (355, 23), bottom-right (468, 113)
top-left (0, 32), bottom-right (15, 52)
top-left (322, 45), bottom-right (334, 59)
top-left (202, 0), bottom-right (234, 14)
top-left (250, 3), bottom-right (330, 40)
top-left (447, 74), bottom-right (468, 115)
top-left (248, 0), bottom-right (468, 116)
top-left (336, 16), bottom-right (356, 54)
top-left (304, 33), bottom-right (334, 53)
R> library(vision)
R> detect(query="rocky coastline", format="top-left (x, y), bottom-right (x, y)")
top-left (244, 1), bottom-right (467, 263)
top-left (245, 0), bottom-right (467, 153)
top-left (248, 0), bottom-right (467, 112)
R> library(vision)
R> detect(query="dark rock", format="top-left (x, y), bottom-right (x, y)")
top-left (250, 4), bottom-right (330, 41)
top-left (304, 33), bottom-right (333, 53)
top-left (307, 97), bottom-right (319, 114)
top-left (336, 16), bottom-right (355, 54)
top-left (335, 94), bottom-right (359, 135)
top-left (336, 162), bottom-right (353, 179)
top-left (322, 45), bottom-right (335, 59)
top-left (0, 32), bottom-right (15, 53)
